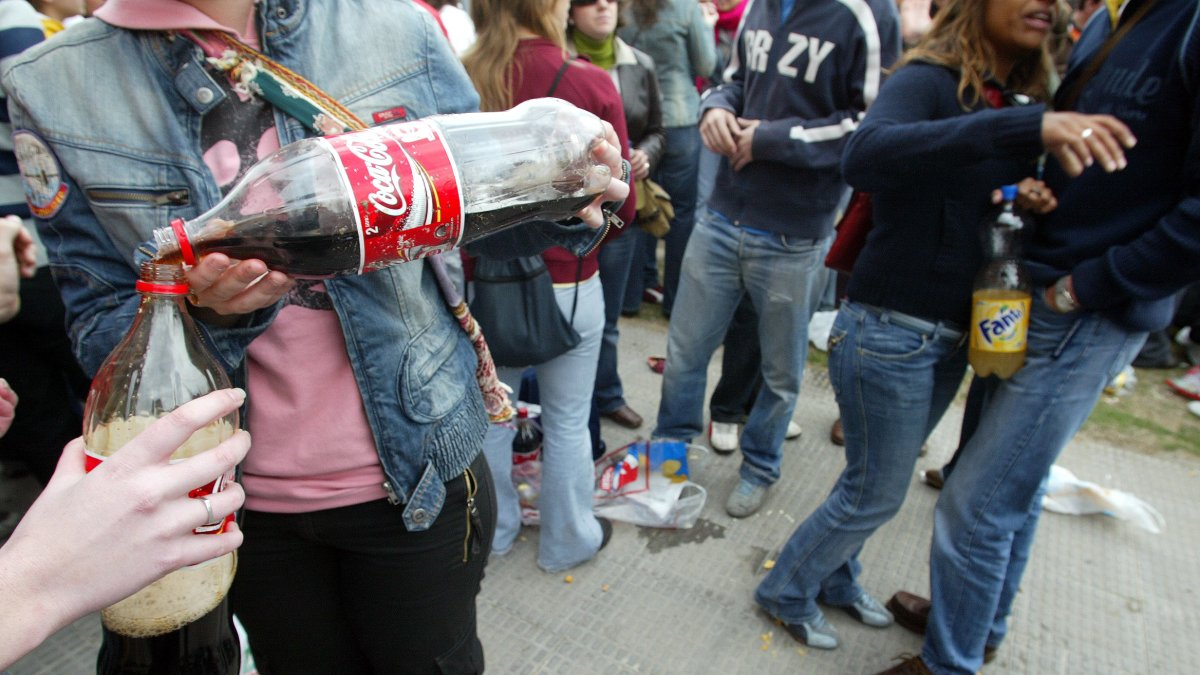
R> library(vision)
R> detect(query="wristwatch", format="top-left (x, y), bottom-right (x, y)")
top-left (1051, 275), bottom-right (1080, 313)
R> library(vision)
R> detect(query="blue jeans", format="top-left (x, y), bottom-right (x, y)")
top-left (657, 125), bottom-right (701, 315)
top-left (481, 276), bottom-right (605, 573)
top-left (923, 294), bottom-right (1147, 674)
top-left (595, 230), bottom-right (638, 413)
top-left (653, 207), bottom-right (828, 486)
top-left (622, 229), bottom-right (660, 314)
top-left (755, 301), bottom-right (968, 622)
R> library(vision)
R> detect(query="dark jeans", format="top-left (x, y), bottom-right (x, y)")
top-left (709, 295), bottom-right (762, 424)
top-left (594, 230), bottom-right (637, 413)
top-left (231, 453), bottom-right (496, 675)
top-left (0, 267), bottom-right (89, 484)
top-left (656, 125), bottom-right (701, 315)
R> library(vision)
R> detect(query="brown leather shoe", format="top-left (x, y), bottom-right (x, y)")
top-left (887, 591), bottom-right (930, 635)
top-left (874, 655), bottom-right (932, 674)
top-left (886, 592), bottom-right (998, 664)
top-left (603, 405), bottom-right (643, 429)
top-left (830, 418), bottom-right (845, 446)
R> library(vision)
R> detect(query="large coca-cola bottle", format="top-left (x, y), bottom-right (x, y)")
top-left (84, 262), bottom-right (241, 674)
top-left (152, 98), bottom-right (612, 277)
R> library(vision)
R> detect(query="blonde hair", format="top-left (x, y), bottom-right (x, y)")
top-left (463, 0), bottom-right (568, 111)
top-left (899, 0), bottom-right (1053, 108)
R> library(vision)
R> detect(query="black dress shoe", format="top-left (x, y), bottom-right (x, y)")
top-left (603, 405), bottom-right (643, 429)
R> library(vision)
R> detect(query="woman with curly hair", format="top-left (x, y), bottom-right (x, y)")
top-left (754, 0), bottom-right (1131, 657)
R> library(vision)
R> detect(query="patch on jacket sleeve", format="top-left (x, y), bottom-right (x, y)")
top-left (12, 130), bottom-right (68, 219)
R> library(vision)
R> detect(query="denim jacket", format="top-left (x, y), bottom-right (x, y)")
top-left (1, 1), bottom-right (594, 530)
top-left (617, 0), bottom-right (715, 128)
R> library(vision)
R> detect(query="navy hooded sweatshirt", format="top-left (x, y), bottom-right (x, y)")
top-left (700, 0), bottom-right (901, 238)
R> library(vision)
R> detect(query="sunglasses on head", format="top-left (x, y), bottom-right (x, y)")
top-left (571, 0), bottom-right (606, 6)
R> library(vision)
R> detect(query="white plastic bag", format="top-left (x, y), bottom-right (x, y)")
top-left (592, 440), bottom-right (708, 529)
top-left (808, 310), bottom-right (838, 351)
top-left (1042, 464), bottom-right (1165, 534)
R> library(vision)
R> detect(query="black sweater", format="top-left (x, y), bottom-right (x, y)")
top-left (842, 62), bottom-right (1045, 326)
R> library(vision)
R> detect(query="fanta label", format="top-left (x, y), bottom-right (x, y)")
top-left (970, 292), bottom-right (1031, 353)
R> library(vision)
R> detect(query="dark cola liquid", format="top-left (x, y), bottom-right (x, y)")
top-left (96, 599), bottom-right (240, 675)
top-left (156, 207), bottom-right (360, 279)
top-left (156, 194), bottom-right (597, 278)
top-left (195, 231), bottom-right (361, 278)
top-left (461, 193), bottom-right (598, 244)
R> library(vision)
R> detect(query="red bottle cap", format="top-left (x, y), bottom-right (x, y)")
top-left (170, 217), bottom-right (198, 266)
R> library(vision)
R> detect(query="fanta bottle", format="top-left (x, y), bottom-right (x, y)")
top-left (969, 184), bottom-right (1031, 379)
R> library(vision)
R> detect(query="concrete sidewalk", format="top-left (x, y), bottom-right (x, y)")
top-left (7, 312), bottom-right (1200, 674)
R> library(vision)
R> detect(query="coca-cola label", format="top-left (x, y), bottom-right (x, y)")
top-left (84, 450), bottom-right (234, 535)
top-left (320, 121), bottom-right (464, 273)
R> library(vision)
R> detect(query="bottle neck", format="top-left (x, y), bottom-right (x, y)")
top-left (986, 203), bottom-right (1024, 259)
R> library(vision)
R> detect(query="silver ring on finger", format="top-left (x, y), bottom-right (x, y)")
top-left (1080, 127), bottom-right (1094, 139)
top-left (196, 495), bottom-right (220, 527)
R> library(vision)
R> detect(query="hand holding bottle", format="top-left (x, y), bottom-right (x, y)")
top-left (576, 119), bottom-right (630, 228)
top-left (1041, 111), bottom-right (1136, 177)
top-left (183, 255), bottom-right (294, 317)
top-left (991, 177), bottom-right (1057, 214)
top-left (0, 389), bottom-right (249, 671)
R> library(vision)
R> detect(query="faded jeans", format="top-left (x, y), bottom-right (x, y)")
top-left (653, 207), bottom-right (827, 486)
top-left (924, 294), bottom-right (1146, 674)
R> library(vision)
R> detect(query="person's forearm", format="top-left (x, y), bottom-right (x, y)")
top-left (0, 547), bottom-right (71, 670)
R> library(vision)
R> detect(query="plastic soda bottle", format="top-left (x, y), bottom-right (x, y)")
top-left (511, 406), bottom-right (542, 465)
top-left (152, 98), bottom-right (613, 277)
top-left (968, 184), bottom-right (1031, 379)
top-left (84, 262), bottom-right (241, 673)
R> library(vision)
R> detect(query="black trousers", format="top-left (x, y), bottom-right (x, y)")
top-left (231, 453), bottom-right (496, 675)
top-left (709, 295), bottom-right (763, 424)
top-left (0, 268), bottom-right (89, 484)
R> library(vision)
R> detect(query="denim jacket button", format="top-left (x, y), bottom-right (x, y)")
top-left (411, 508), bottom-right (428, 524)
top-left (195, 87), bottom-right (215, 104)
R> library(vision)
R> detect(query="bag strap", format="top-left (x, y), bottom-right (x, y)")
top-left (1057, 0), bottom-right (1158, 110)
top-left (187, 30), bottom-right (514, 422)
top-left (546, 60), bottom-right (571, 98)
top-left (547, 59), bottom-right (583, 326)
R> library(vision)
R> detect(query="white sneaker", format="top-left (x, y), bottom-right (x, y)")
top-left (708, 421), bottom-right (739, 454)
top-left (786, 421), bottom-right (803, 439)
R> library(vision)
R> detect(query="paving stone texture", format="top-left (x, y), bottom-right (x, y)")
top-left (5, 313), bottom-right (1197, 674)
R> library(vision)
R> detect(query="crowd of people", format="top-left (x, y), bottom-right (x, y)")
top-left (1, 0), bottom-right (1198, 673)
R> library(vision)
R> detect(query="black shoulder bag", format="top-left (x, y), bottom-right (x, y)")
top-left (469, 60), bottom-right (582, 367)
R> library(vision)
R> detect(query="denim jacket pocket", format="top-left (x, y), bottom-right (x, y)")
top-left (398, 322), bottom-right (471, 422)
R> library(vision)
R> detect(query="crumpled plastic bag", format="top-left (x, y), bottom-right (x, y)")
top-left (592, 440), bottom-right (708, 529)
top-left (808, 310), bottom-right (838, 352)
top-left (1042, 464), bottom-right (1165, 534)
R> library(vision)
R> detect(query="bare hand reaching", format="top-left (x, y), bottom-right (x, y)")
top-left (1042, 112), bottom-right (1136, 177)
top-left (0, 389), bottom-right (251, 669)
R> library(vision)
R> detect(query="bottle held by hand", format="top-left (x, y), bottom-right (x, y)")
top-left (968, 184), bottom-right (1032, 379)
top-left (153, 98), bottom-right (613, 277)
top-left (85, 262), bottom-right (241, 674)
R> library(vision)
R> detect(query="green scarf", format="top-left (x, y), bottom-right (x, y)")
top-left (571, 30), bottom-right (616, 71)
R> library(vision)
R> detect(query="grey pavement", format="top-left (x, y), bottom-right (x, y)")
top-left (6, 312), bottom-right (1200, 674)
